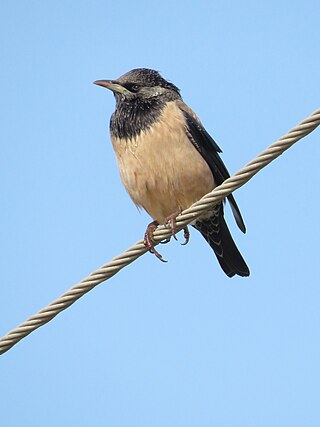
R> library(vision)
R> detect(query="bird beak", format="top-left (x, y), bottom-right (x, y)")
top-left (93, 80), bottom-right (128, 94)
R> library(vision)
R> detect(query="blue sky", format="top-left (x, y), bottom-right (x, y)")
top-left (1, 1), bottom-right (320, 426)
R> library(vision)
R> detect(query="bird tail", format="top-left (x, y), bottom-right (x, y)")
top-left (193, 205), bottom-right (250, 278)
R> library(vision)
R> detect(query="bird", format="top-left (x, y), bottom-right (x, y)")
top-left (94, 68), bottom-right (249, 277)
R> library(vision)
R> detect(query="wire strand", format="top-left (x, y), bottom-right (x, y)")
top-left (1, 109), bottom-right (319, 355)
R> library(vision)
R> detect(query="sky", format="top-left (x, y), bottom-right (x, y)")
top-left (1, 1), bottom-right (320, 426)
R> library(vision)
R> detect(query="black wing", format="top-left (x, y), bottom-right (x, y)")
top-left (180, 107), bottom-right (246, 233)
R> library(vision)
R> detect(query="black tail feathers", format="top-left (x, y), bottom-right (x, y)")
top-left (193, 206), bottom-right (250, 278)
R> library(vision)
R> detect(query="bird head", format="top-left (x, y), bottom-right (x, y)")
top-left (94, 68), bottom-right (180, 104)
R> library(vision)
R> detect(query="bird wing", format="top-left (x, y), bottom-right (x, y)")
top-left (177, 100), bottom-right (246, 233)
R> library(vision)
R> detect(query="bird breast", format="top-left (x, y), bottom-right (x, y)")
top-left (111, 101), bottom-right (215, 224)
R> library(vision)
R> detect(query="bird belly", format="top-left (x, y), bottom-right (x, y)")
top-left (111, 102), bottom-right (214, 224)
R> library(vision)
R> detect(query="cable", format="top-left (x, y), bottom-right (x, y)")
top-left (0, 108), bottom-right (319, 355)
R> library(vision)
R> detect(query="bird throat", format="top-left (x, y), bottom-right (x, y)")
top-left (110, 97), bottom-right (165, 140)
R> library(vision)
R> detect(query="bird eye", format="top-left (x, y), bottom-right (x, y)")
top-left (130, 84), bottom-right (140, 92)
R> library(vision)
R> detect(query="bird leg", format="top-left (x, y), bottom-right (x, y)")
top-left (144, 220), bottom-right (167, 262)
top-left (164, 211), bottom-right (190, 245)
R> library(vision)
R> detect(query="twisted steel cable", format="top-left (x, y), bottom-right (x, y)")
top-left (0, 109), bottom-right (319, 355)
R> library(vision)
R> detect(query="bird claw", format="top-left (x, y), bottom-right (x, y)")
top-left (144, 220), bottom-right (167, 262)
top-left (160, 238), bottom-right (171, 245)
top-left (165, 214), bottom-right (179, 240)
top-left (181, 227), bottom-right (190, 245)
top-left (164, 211), bottom-right (190, 246)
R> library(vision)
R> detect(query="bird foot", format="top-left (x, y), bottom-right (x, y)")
top-left (164, 211), bottom-right (190, 246)
top-left (144, 214), bottom-right (190, 263)
top-left (144, 220), bottom-right (167, 262)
